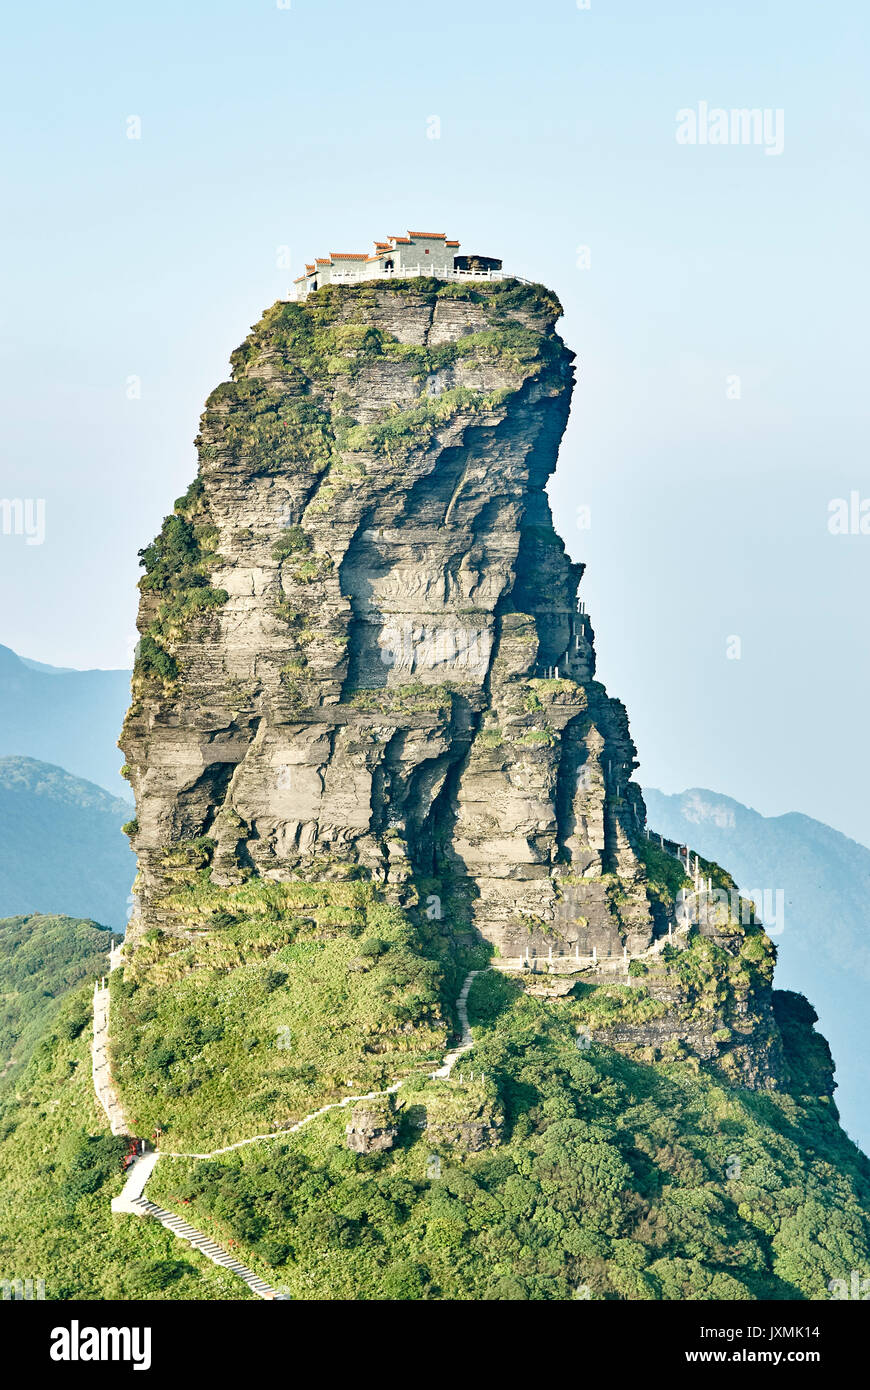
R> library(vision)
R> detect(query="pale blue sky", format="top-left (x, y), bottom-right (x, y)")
top-left (2, 0), bottom-right (869, 843)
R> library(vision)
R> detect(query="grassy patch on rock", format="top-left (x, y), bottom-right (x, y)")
top-left (110, 879), bottom-right (455, 1150)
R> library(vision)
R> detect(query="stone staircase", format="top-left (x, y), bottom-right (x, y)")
top-left (92, 980), bottom-right (129, 1136)
top-left (431, 969), bottom-right (480, 1078)
top-left (98, 953), bottom-right (288, 1302)
top-left (101, 965), bottom-right (481, 1298)
top-left (127, 1196), bottom-right (286, 1300)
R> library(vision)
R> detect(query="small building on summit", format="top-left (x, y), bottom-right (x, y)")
top-left (293, 231), bottom-right (504, 298)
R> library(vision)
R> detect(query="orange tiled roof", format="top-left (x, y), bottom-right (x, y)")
top-left (302, 232), bottom-right (464, 279)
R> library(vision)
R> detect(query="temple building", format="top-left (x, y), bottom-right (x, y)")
top-left (293, 230), bottom-right (504, 297)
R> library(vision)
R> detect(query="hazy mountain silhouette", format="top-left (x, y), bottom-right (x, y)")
top-left (0, 757), bottom-right (134, 930)
top-left (644, 786), bottom-right (870, 1154)
top-left (0, 644), bottom-right (131, 798)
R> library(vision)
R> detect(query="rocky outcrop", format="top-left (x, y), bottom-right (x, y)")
top-left (345, 1098), bottom-right (398, 1154)
top-left (121, 279), bottom-right (652, 957)
top-left (419, 1084), bottom-right (504, 1152)
top-left (119, 275), bottom-right (787, 1090)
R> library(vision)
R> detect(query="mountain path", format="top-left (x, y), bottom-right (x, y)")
top-left (163, 968), bottom-right (483, 1159)
top-left (92, 979), bottom-right (129, 1136)
top-left (96, 959), bottom-right (485, 1300)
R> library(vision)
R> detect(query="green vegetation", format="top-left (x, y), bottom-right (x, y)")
top-left (109, 877), bottom-right (457, 1149)
top-left (572, 975), bottom-right (670, 1030)
top-left (160, 835), bottom-right (215, 870)
top-left (637, 837), bottom-right (691, 914)
top-left (0, 985), bottom-right (252, 1300)
top-left (527, 677), bottom-right (581, 698)
top-left (346, 683), bottom-right (458, 716)
top-left (203, 378), bottom-right (341, 480)
top-left (341, 386), bottom-right (510, 459)
top-left (514, 727), bottom-right (556, 749)
top-left (290, 554), bottom-right (334, 583)
top-left (228, 302), bottom-right (388, 382)
top-left (665, 924), bottom-right (775, 1003)
top-left (0, 914), bottom-right (112, 1085)
top-left (140, 970), bottom-right (870, 1300)
top-left (271, 524), bottom-right (311, 563)
top-left (134, 478), bottom-right (229, 689)
top-left (386, 325), bottom-right (561, 382)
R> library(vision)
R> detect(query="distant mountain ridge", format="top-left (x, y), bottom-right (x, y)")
top-left (0, 912), bottom-right (113, 1085)
top-left (0, 644), bottom-right (131, 797)
top-left (0, 757), bottom-right (134, 930)
top-left (644, 786), bottom-right (870, 1154)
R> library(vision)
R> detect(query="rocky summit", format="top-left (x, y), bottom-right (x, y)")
top-left (120, 277), bottom-right (789, 1091)
top-left (122, 279), bottom-right (647, 944)
top-left (4, 276), bottom-right (869, 1304)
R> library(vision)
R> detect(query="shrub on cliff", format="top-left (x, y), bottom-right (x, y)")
top-left (133, 482), bottom-right (228, 691)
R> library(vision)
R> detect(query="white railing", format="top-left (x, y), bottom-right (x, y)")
top-left (496, 946), bottom-right (631, 972)
top-left (644, 826), bottom-right (705, 885)
top-left (292, 265), bottom-right (531, 300)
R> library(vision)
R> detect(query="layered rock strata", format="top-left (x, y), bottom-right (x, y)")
top-left (120, 276), bottom-right (785, 1088)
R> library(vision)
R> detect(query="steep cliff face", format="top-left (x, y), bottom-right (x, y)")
top-left (119, 278), bottom-right (783, 1091)
top-left (122, 281), bottom-right (647, 941)
top-left (65, 273), bottom-right (870, 1302)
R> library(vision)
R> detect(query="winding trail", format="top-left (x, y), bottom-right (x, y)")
top-left (163, 968), bottom-right (483, 1160)
top-left (96, 959), bottom-right (484, 1299)
top-left (163, 1083), bottom-right (407, 1160)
